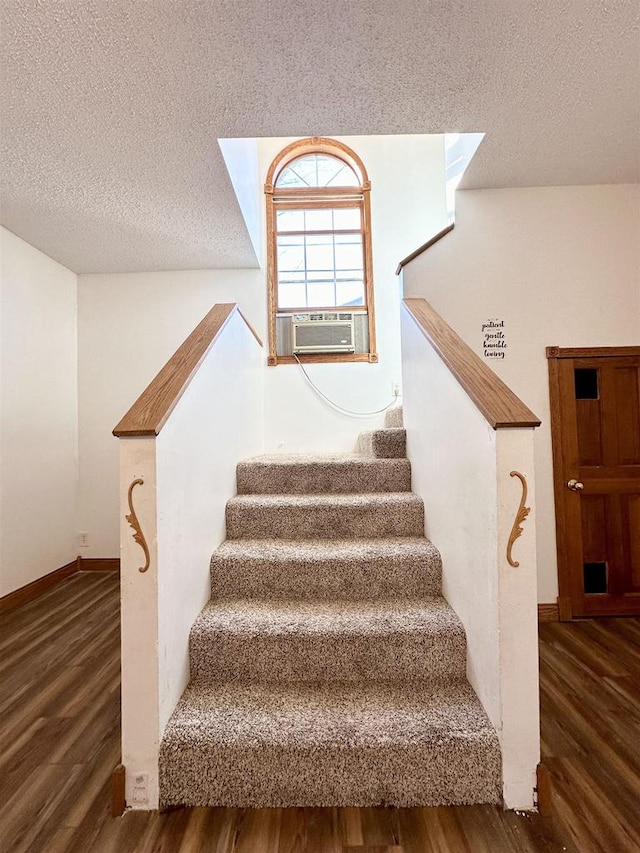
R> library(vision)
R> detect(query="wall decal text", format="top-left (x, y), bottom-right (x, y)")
top-left (482, 319), bottom-right (507, 360)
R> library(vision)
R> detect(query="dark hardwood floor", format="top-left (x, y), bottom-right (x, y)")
top-left (1, 572), bottom-right (639, 852)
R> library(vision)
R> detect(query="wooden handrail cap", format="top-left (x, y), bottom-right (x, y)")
top-left (113, 303), bottom-right (262, 438)
top-left (396, 223), bottom-right (455, 275)
top-left (403, 298), bottom-right (541, 430)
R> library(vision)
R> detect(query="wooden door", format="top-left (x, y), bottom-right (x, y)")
top-left (548, 347), bottom-right (640, 618)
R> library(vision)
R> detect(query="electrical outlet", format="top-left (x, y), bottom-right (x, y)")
top-left (131, 772), bottom-right (148, 804)
top-left (78, 531), bottom-right (89, 549)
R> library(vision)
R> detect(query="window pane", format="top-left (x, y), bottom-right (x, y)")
top-left (276, 154), bottom-right (360, 189)
top-left (335, 243), bottom-right (363, 271)
top-left (333, 208), bottom-right (361, 229)
top-left (277, 235), bottom-right (304, 272)
top-left (277, 157), bottom-right (317, 188)
top-left (278, 282), bottom-right (307, 308)
top-left (336, 281), bottom-right (365, 306)
top-left (306, 235), bottom-right (334, 271)
top-left (317, 155), bottom-right (360, 187)
top-left (334, 233), bottom-right (363, 270)
top-left (307, 282), bottom-right (336, 307)
top-left (276, 209), bottom-right (305, 232)
top-left (277, 234), bottom-right (304, 247)
top-left (305, 209), bottom-right (333, 231)
top-left (327, 166), bottom-right (360, 187)
top-left (335, 232), bottom-right (361, 244)
top-left (277, 249), bottom-right (305, 273)
top-left (306, 234), bottom-right (332, 246)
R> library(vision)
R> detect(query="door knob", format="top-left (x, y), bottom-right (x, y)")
top-left (567, 479), bottom-right (584, 491)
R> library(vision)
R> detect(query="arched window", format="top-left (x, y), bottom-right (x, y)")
top-left (265, 138), bottom-right (377, 365)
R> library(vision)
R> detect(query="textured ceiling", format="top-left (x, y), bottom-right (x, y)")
top-left (1, 0), bottom-right (639, 273)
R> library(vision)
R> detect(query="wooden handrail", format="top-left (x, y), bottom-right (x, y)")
top-left (395, 223), bottom-right (455, 276)
top-left (403, 298), bottom-right (541, 429)
top-left (113, 303), bottom-right (263, 437)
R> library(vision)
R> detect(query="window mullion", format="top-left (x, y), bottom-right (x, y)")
top-left (331, 229), bottom-right (337, 308)
top-left (303, 231), bottom-right (309, 309)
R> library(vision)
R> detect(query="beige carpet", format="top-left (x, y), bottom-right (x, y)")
top-left (160, 410), bottom-right (502, 807)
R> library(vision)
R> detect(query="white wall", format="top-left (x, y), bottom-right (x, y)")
top-left (0, 227), bottom-right (78, 596)
top-left (120, 309), bottom-right (263, 808)
top-left (402, 310), bottom-right (500, 723)
top-left (218, 138), bottom-right (262, 260)
top-left (402, 184), bottom-right (640, 603)
top-left (78, 269), bottom-right (263, 557)
top-left (401, 305), bottom-right (540, 808)
top-left (258, 135), bottom-right (448, 452)
top-left (156, 312), bottom-right (263, 730)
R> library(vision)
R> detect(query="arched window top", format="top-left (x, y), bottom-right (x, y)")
top-left (275, 153), bottom-right (361, 189)
top-left (266, 137), bottom-right (369, 192)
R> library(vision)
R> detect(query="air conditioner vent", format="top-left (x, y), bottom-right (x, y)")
top-left (276, 312), bottom-right (368, 356)
top-left (292, 318), bottom-right (355, 353)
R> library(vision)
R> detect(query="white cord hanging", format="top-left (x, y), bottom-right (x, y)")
top-left (294, 355), bottom-right (399, 418)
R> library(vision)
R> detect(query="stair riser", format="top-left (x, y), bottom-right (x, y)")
top-left (358, 429), bottom-right (406, 459)
top-left (159, 742), bottom-right (501, 808)
top-left (384, 406), bottom-right (403, 429)
top-left (226, 502), bottom-right (424, 539)
top-left (210, 555), bottom-right (441, 599)
top-left (236, 460), bottom-right (411, 495)
top-left (190, 631), bottom-right (466, 683)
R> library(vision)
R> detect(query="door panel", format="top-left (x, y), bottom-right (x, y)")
top-left (627, 495), bottom-right (640, 590)
top-left (615, 368), bottom-right (640, 464)
top-left (576, 398), bottom-right (603, 465)
top-left (580, 494), bottom-right (607, 565)
top-left (548, 347), bottom-right (640, 618)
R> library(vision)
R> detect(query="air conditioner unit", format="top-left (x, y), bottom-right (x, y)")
top-left (292, 312), bottom-right (355, 353)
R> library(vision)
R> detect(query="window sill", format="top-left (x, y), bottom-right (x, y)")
top-left (268, 352), bottom-right (378, 366)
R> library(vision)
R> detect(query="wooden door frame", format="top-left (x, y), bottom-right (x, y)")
top-left (547, 345), bottom-right (640, 620)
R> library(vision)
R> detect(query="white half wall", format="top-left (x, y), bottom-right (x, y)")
top-left (78, 269), bottom-right (263, 557)
top-left (120, 309), bottom-right (263, 808)
top-left (402, 184), bottom-right (640, 603)
top-left (155, 311), bottom-right (263, 732)
top-left (401, 305), bottom-right (540, 808)
top-left (258, 135), bottom-right (448, 452)
top-left (402, 310), bottom-right (500, 724)
top-left (0, 227), bottom-right (78, 596)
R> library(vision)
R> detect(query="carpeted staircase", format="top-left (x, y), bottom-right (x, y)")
top-left (159, 408), bottom-right (501, 807)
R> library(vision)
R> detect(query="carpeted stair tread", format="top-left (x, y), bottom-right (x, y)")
top-left (193, 596), bottom-right (461, 635)
top-left (210, 537), bottom-right (441, 599)
top-left (163, 679), bottom-right (495, 747)
top-left (226, 492), bottom-right (424, 539)
top-left (159, 679), bottom-right (501, 807)
top-left (189, 597), bottom-right (466, 683)
top-left (358, 427), bottom-right (406, 459)
top-left (237, 454), bottom-right (411, 494)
